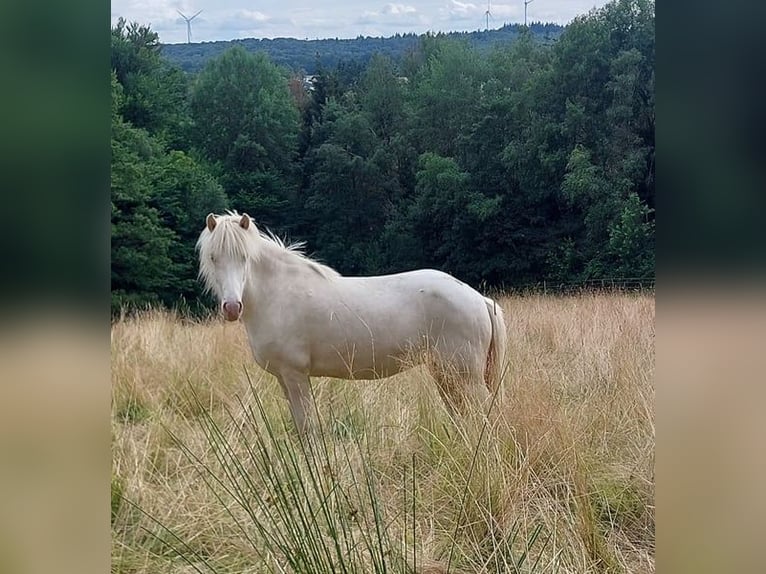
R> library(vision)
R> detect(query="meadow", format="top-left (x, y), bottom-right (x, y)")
top-left (111, 293), bottom-right (654, 573)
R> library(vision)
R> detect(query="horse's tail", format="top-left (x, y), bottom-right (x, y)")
top-left (484, 296), bottom-right (508, 395)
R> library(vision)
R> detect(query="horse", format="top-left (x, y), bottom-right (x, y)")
top-left (197, 211), bottom-right (507, 433)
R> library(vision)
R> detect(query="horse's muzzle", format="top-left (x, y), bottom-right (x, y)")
top-left (222, 301), bottom-right (242, 321)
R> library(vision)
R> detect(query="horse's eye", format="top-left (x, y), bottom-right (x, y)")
top-left (210, 255), bottom-right (216, 263)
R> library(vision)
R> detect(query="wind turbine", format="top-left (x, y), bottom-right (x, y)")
top-left (177, 9), bottom-right (202, 44)
top-left (524, 0), bottom-right (535, 28)
top-left (485, 0), bottom-right (492, 31)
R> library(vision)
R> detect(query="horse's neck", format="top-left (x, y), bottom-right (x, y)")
top-left (244, 251), bottom-right (290, 298)
top-left (246, 248), bottom-right (326, 299)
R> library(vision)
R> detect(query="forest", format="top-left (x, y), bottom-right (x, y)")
top-left (160, 22), bottom-right (565, 74)
top-left (111, 0), bottom-right (654, 313)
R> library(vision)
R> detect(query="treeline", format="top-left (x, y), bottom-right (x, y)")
top-left (161, 22), bottom-right (564, 75)
top-left (111, 0), bottom-right (654, 313)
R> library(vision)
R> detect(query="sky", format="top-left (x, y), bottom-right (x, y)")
top-left (111, 1), bottom-right (611, 45)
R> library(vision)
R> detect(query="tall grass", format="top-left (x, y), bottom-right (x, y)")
top-left (111, 293), bottom-right (654, 573)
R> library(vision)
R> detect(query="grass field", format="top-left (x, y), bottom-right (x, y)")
top-left (111, 293), bottom-right (654, 573)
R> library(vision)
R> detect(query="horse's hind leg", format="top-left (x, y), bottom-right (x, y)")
top-left (429, 353), bottom-right (489, 419)
top-left (276, 369), bottom-right (313, 434)
top-left (431, 369), bottom-right (460, 419)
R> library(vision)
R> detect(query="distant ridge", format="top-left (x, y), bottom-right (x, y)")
top-left (160, 22), bottom-right (564, 74)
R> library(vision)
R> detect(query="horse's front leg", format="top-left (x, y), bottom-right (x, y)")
top-left (275, 369), bottom-right (313, 435)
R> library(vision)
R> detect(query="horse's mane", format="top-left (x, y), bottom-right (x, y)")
top-left (196, 211), bottom-right (339, 291)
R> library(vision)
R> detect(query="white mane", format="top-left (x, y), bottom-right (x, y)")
top-left (196, 211), bottom-right (339, 294)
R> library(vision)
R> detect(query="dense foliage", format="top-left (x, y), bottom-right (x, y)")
top-left (111, 0), bottom-right (654, 313)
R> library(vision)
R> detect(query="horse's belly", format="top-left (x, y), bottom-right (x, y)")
top-left (309, 338), bottom-right (417, 380)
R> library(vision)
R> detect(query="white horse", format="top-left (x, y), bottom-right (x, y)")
top-left (197, 211), bottom-right (507, 432)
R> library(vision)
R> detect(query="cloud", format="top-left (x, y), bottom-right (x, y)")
top-left (216, 9), bottom-right (273, 33)
top-left (448, 1), bottom-right (479, 16)
top-left (355, 3), bottom-right (423, 31)
top-left (382, 3), bottom-right (417, 16)
top-left (444, 0), bottom-right (519, 18)
top-left (439, 0), bottom-right (520, 29)
top-left (486, 3), bottom-right (522, 19)
top-left (234, 9), bottom-right (270, 23)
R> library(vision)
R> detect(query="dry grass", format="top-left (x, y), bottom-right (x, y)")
top-left (111, 293), bottom-right (654, 574)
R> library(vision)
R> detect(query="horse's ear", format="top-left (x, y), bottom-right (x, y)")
top-left (239, 213), bottom-right (250, 230)
top-left (206, 213), bottom-right (217, 232)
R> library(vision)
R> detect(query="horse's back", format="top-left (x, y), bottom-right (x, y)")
top-left (340, 268), bottom-right (486, 320)
top-left (338, 268), bottom-right (492, 352)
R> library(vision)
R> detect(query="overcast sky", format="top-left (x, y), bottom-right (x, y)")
top-left (111, 1), bottom-right (610, 44)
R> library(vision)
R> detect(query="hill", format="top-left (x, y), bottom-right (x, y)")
top-left (160, 22), bottom-right (564, 74)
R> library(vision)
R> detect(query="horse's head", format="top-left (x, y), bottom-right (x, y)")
top-left (197, 212), bottom-right (255, 322)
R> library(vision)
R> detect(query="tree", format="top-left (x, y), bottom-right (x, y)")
top-left (301, 100), bottom-right (391, 274)
top-left (409, 40), bottom-right (487, 159)
top-left (360, 54), bottom-right (405, 143)
top-left (551, 0), bottom-right (655, 279)
top-left (111, 18), bottom-right (190, 146)
top-left (149, 151), bottom-right (228, 300)
top-left (403, 153), bottom-right (500, 282)
top-left (111, 69), bottom-right (228, 312)
top-left (189, 46), bottom-right (300, 227)
top-left (604, 192), bottom-right (654, 279)
top-left (111, 71), bottom-right (178, 311)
